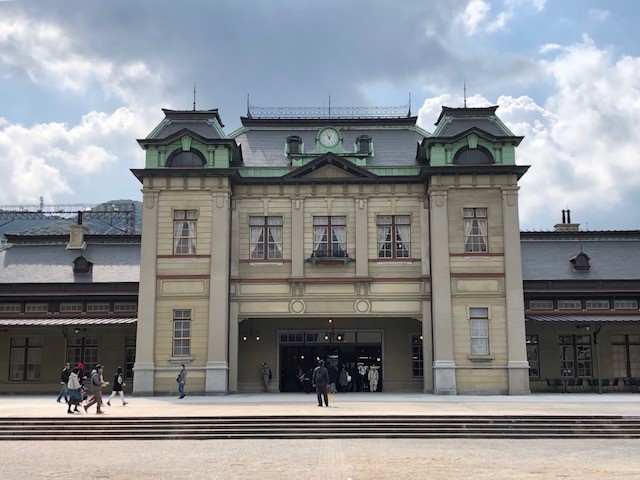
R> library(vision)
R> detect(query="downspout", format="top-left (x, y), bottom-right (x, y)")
top-left (227, 182), bottom-right (234, 393)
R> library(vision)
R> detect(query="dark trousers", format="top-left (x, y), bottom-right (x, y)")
top-left (315, 383), bottom-right (329, 406)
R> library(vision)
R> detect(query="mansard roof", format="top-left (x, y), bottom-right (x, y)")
top-left (520, 230), bottom-right (640, 281)
top-left (143, 109), bottom-right (225, 141)
top-left (428, 106), bottom-right (523, 145)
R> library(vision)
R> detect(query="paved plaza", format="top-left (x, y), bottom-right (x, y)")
top-left (0, 393), bottom-right (639, 479)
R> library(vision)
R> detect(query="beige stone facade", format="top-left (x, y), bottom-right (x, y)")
top-left (131, 105), bottom-right (531, 395)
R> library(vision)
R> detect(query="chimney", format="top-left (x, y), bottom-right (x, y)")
top-left (67, 211), bottom-right (89, 250)
top-left (554, 209), bottom-right (580, 232)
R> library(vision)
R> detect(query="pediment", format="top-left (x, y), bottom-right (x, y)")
top-left (283, 153), bottom-right (377, 180)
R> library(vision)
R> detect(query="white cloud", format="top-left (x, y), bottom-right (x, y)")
top-left (588, 8), bottom-right (611, 23)
top-left (456, 0), bottom-right (545, 36)
top-left (417, 35), bottom-right (640, 230)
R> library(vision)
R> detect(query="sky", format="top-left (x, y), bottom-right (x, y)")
top-left (0, 0), bottom-right (639, 231)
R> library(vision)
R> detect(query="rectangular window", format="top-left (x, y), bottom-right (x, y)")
top-left (279, 332), bottom-right (305, 343)
top-left (173, 209), bottom-right (198, 254)
top-left (377, 215), bottom-right (411, 258)
top-left (86, 303), bottom-right (110, 313)
top-left (526, 334), bottom-right (540, 378)
top-left (249, 216), bottom-right (283, 260)
top-left (25, 303), bottom-right (48, 313)
top-left (585, 300), bottom-right (610, 310)
top-left (173, 309), bottom-right (191, 357)
top-left (411, 334), bottom-right (423, 377)
top-left (9, 337), bottom-right (43, 381)
top-left (469, 307), bottom-right (489, 355)
top-left (59, 302), bottom-right (83, 313)
top-left (0, 303), bottom-right (21, 313)
top-left (463, 208), bottom-right (488, 253)
top-left (125, 336), bottom-right (136, 381)
top-left (559, 334), bottom-right (592, 378)
top-left (312, 216), bottom-right (347, 258)
top-left (529, 300), bottom-right (553, 310)
top-left (557, 300), bottom-right (582, 310)
top-left (114, 302), bottom-right (137, 313)
top-left (612, 334), bottom-right (640, 378)
top-left (614, 300), bottom-right (638, 310)
top-left (67, 337), bottom-right (99, 378)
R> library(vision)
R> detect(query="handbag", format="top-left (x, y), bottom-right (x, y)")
top-left (346, 374), bottom-right (352, 383)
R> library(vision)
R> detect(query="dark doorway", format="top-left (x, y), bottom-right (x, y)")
top-left (279, 344), bottom-right (382, 392)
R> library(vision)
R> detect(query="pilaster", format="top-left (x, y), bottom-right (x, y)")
top-left (354, 197), bottom-right (369, 277)
top-left (291, 197), bottom-right (304, 278)
top-left (133, 187), bottom-right (159, 395)
top-left (429, 188), bottom-right (457, 395)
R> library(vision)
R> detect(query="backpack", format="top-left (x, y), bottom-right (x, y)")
top-left (313, 367), bottom-right (325, 384)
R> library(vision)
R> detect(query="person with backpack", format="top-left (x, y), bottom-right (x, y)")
top-left (311, 359), bottom-right (330, 407)
top-left (106, 366), bottom-right (128, 406)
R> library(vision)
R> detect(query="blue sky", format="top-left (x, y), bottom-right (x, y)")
top-left (1, 0), bottom-right (639, 231)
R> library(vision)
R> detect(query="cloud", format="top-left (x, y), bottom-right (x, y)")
top-left (418, 35), bottom-right (640, 230)
top-left (456, 0), bottom-right (546, 36)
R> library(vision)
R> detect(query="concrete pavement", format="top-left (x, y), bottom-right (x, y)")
top-left (1, 392), bottom-right (640, 417)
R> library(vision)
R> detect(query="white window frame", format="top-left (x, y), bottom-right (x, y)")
top-left (60, 302), bottom-right (83, 313)
top-left (614, 300), bottom-right (638, 310)
top-left (0, 303), bottom-right (21, 313)
top-left (469, 307), bottom-right (490, 355)
top-left (529, 300), bottom-right (554, 310)
top-left (173, 309), bottom-right (192, 357)
top-left (86, 303), bottom-right (110, 313)
top-left (114, 302), bottom-right (137, 313)
top-left (463, 208), bottom-right (488, 253)
top-left (585, 300), bottom-right (610, 310)
top-left (173, 209), bottom-right (198, 255)
top-left (24, 303), bottom-right (48, 313)
top-left (558, 300), bottom-right (582, 310)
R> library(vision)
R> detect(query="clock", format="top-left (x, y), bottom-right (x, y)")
top-left (319, 128), bottom-right (339, 148)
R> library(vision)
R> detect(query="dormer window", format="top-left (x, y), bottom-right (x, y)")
top-left (356, 135), bottom-right (371, 154)
top-left (453, 146), bottom-right (493, 165)
top-left (166, 148), bottom-right (206, 167)
top-left (286, 136), bottom-right (302, 155)
top-left (73, 255), bottom-right (93, 274)
top-left (570, 251), bottom-right (590, 271)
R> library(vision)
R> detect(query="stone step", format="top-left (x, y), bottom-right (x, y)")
top-left (1, 415), bottom-right (639, 440)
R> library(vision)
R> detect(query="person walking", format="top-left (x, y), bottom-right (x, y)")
top-left (66, 367), bottom-right (82, 414)
top-left (261, 362), bottom-right (272, 393)
top-left (84, 364), bottom-right (108, 414)
top-left (177, 364), bottom-right (187, 398)
top-left (106, 367), bottom-right (128, 406)
top-left (311, 360), bottom-right (330, 407)
top-left (56, 363), bottom-right (71, 403)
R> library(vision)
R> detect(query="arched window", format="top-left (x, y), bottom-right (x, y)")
top-left (166, 149), bottom-right (206, 167)
top-left (453, 146), bottom-right (493, 165)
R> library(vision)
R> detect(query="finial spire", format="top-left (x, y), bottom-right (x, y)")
top-left (408, 92), bottom-right (412, 116)
top-left (463, 79), bottom-right (467, 108)
top-left (193, 83), bottom-right (196, 111)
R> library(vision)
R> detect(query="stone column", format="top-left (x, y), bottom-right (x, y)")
top-left (354, 197), bottom-right (368, 277)
top-left (205, 190), bottom-right (231, 394)
top-left (420, 197), bottom-right (434, 393)
top-left (291, 197), bottom-right (304, 278)
top-left (133, 186), bottom-right (159, 395)
top-left (429, 188), bottom-right (457, 394)
top-left (502, 185), bottom-right (531, 394)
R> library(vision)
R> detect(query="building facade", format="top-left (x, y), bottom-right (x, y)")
top-left (0, 224), bottom-right (139, 393)
top-left (523, 217), bottom-right (640, 392)
top-left (131, 104), bottom-right (530, 395)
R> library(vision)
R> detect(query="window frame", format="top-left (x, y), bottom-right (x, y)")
top-left (526, 334), bottom-right (540, 378)
top-left (463, 208), bottom-right (488, 254)
top-left (469, 307), bottom-right (490, 356)
top-left (411, 334), bottom-right (424, 378)
top-left (9, 336), bottom-right (43, 381)
top-left (66, 337), bottom-right (99, 378)
top-left (173, 209), bottom-right (198, 255)
top-left (172, 309), bottom-right (192, 357)
top-left (558, 334), bottom-right (592, 378)
top-left (312, 216), bottom-right (347, 258)
top-left (376, 215), bottom-right (411, 259)
top-left (249, 216), bottom-right (283, 260)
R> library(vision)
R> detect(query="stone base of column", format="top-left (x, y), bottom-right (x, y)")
top-left (433, 360), bottom-right (457, 395)
top-left (132, 362), bottom-right (155, 396)
top-left (205, 361), bottom-right (229, 395)
top-left (508, 360), bottom-right (531, 395)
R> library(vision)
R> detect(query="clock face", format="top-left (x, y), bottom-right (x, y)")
top-left (319, 128), bottom-right (339, 148)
